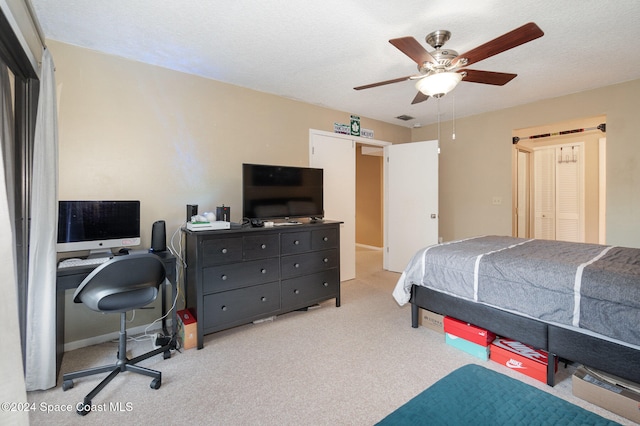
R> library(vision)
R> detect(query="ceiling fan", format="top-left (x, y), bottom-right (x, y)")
top-left (354, 22), bottom-right (544, 104)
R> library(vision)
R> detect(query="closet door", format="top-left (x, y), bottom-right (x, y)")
top-left (533, 144), bottom-right (584, 242)
top-left (534, 148), bottom-right (555, 239)
top-left (555, 145), bottom-right (584, 242)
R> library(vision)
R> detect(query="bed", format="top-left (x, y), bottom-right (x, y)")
top-left (392, 235), bottom-right (640, 386)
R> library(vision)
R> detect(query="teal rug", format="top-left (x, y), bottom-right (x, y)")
top-left (377, 364), bottom-right (620, 425)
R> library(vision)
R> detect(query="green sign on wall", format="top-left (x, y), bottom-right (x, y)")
top-left (350, 115), bottom-right (360, 137)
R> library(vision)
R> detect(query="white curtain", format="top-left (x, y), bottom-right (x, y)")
top-left (25, 48), bottom-right (59, 390)
top-left (0, 58), bottom-right (29, 420)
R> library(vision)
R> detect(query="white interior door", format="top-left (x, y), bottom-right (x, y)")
top-left (384, 140), bottom-right (439, 272)
top-left (309, 133), bottom-right (356, 281)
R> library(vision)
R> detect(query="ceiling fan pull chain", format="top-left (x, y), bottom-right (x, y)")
top-left (452, 94), bottom-right (456, 140)
top-left (437, 97), bottom-right (441, 146)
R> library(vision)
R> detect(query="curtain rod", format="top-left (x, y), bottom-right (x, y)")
top-left (512, 123), bottom-right (605, 144)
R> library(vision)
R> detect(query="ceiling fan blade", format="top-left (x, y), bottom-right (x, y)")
top-left (453, 22), bottom-right (544, 67)
top-left (354, 75), bottom-right (413, 90)
top-left (411, 92), bottom-right (430, 104)
top-left (389, 37), bottom-right (438, 66)
top-left (461, 69), bottom-right (517, 85)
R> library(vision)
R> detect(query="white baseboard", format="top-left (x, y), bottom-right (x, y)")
top-left (64, 319), bottom-right (174, 352)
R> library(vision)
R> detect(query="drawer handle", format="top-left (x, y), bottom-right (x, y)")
top-left (323, 236), bottom-right (328, 242)
top-left (261, 244), bottom-right (267, 249)
top-left (294, 240), bottom-right (300, 245)
top-left (294, 263), bottom-right (300, 268)
top-left (323, 258), bottom-right (329, 263)
top-left (260, 268), bottom-right (267, 274)
top-left (261, 296), bottom-right (267, 302)
top-left (221, 305), bottom-right (227, 311)
top-left (294, 289), bottom-right (299, 294)
top-left (221, 248), bottom-right (228, 254)
top-left (323, 282), bottom-right (329, 287)
top-left (221, 274), bottom-right (227, 281)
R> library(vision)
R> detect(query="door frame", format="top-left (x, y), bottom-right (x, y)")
top-left (514, 141), bottom-right (592, 242)
top-left (512, 145), bottom-right (533, 238)
top-left (598, 137), bottom-right (606, 244)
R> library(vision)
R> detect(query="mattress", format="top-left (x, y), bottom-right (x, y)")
top-left (393, 235), bottom-right (640, 346)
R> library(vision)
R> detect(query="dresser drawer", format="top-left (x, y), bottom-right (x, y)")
top-left (243, 233), bottom-right (279, 260)
top-left (202, 237), bottom-right (243, 266)
top-left (281, 231), bottom-right (311, 254)
top-left (281, 269), bottom-right (339, 309)
top-left (312, 227), bottom-right (338, 250)
top-left (203, 282), bottom-right (280, 331)
top-left (280, 249), bottom-right (338, 279)
top-left (203, 258), bottom-right (279, 293)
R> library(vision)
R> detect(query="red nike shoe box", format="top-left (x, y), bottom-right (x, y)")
top-left (490, 338), bottom-right (557, 383)
top-left (443, 316), bottom-right (496, 347)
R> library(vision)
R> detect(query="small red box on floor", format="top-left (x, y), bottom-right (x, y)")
top-left (443, 316), bottom-right (496, 347)
top-left (177, 309), bottom-right (197, 350)
top-left (490, 338), bottom-right (557, 383)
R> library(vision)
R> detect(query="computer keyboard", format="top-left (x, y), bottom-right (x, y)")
top-left (58, 256), bottom-right (113, 269)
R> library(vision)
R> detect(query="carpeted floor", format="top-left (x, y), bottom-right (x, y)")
top-left (26, 247), bottom-right (636, 425)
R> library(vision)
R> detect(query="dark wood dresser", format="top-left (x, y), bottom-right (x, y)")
top-left (184, 221), bottom-right (341, 348)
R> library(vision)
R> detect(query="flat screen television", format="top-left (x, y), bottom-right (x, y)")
top-left (242, 163), bottom-right (324, 220)
top-left (57, 200), bottom-right (141, 256)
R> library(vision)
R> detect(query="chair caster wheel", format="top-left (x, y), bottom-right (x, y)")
top-left (77, 402), bottom-right (91, 416)
top-left (163, 350), bottom-right (171, 360)
top-left (151, 378), bottom-right (161, 389)
top-left (62, 380), bottom-right (74, 391)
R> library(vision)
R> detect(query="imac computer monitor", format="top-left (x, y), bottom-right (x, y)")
top-left (57, 200), bottom-right (141, 256)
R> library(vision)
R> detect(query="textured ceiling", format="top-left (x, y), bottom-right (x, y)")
top-left (31, 0), bottom-right (640, 128)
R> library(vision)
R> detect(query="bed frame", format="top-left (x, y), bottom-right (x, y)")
top-left (410, 284), bottom-right (640, 386)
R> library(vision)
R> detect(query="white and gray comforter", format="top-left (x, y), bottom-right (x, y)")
top-left (393, 235), bottom-right (640, 346)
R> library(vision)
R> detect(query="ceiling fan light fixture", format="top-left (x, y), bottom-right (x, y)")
top-left (415, 72), bottom-right (463, 98)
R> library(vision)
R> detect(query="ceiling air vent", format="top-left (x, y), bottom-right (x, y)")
top-left (396, 114), bottom-right (414, 121)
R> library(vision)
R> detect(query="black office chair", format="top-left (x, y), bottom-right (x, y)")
top-left (61, 253), bottom-right (175, 416)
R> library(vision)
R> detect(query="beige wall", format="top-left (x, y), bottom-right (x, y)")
top-left (50, 40), bottom-right (409, 341)
top-left (52, 40), bottom-right (410, 233)
top-left (51, 38), bottom-right (640, 341)
top-left (412, 79), bottom-right (640, 248)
